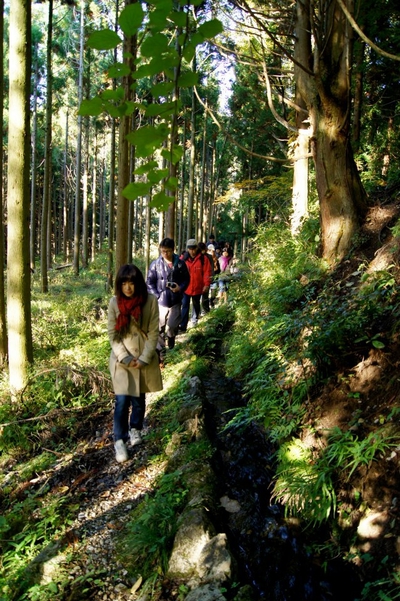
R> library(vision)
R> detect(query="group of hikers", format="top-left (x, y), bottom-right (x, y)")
top-left (107, 235), bottom-right (236, 463)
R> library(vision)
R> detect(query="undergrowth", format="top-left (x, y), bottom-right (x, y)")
top-left (222, 216), bottom-right (400, 598)
top-left (1, 217), bottom-right (400, 599)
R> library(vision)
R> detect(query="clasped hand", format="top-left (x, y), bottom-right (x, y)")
top-left (128, 358), bottom-right (143, 369)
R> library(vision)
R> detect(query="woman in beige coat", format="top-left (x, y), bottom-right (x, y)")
top-left (108, 264), bottom-right (163, 463)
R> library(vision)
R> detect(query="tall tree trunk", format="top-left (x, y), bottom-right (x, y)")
top-left (352, 38), bottom-right (365, 151)
top-left (7, 0), bottom-right (33, 394)
top-left (178, 120), bottom-right (187, 253)
top-left (91, 133), bottom-right (97, 262)
top-left (381, 115), bottom-right (394, 179)
top-left (40, 0), bottom-right (53, 292)
top-left (197, 105), bottom-right (207, 243)
top-left (107, 122), bottom-right (117, 288)
top-left (292, 16), bottom-right (311, 236)
top-left (30, 41), bottom-right (39, 272)
top-left (187, 56), bottom-right (197, 240)
top-left (0, 0), bottom-right (7, 365)
top-left (144, 195), bottom-right (151, 274)
top-left (63, 111), bottom-right (69, 262)
top-left (127, 112), bottom-right (137, 263)
top-left (207, 140), bottom-right (215, 239)
top-left (115, 0), bottom-right (135, 271)
top-left (295, 0), bottom-right (367, 263)
top-left (82, 116), bottom-right (89, 267)
top-left (99, 158), bottom-right (105, 250)
top-left (73, 0), bottom-right (85, 276)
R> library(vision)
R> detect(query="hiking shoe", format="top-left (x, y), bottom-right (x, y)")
top-left (115, 439), bottom-right (128, 463)
top-left (129, 428), bottom-right (143, 446)
top-left (167, 336), bottom-right (175, 349)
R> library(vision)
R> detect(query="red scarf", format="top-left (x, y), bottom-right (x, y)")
top-left (115, 295), bottom-right (145, 337)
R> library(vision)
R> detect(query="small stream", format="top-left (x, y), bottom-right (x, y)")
top-left (202, 369), bottom-right (362, 600)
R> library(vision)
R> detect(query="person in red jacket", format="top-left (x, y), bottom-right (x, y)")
top-left (179, 239), bottom-right (212, 332)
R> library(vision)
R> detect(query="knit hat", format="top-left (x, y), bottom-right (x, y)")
top-left (207, 244), bottom-right (215, 251)
top-left (187, 239), bottom-right (198, 248)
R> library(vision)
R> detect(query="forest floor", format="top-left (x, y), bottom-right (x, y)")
top-left (2, 201), bottom-right (400, 600)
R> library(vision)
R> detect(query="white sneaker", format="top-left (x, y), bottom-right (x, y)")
top-left (114, 439), bottom-right (128, 463)
top-left (129, 428), bottom-right (143, 446)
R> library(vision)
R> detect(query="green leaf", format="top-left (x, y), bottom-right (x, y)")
top-left (148, 168), bottom-right (169, 184)
top-left (148, 1), bottom-right (173, 30)
top-left (78, 97), bottom-right (104, 116)
top-left (178, 71), bottom-right (198, 88)
top-left (198, 19), bottom-right (223, 40)
top-left (133, 63), bottom-right (160, 79)
top-left (47, 583), bottom-right (59, 593)
top-left (107, 63), bottom-right (131, 78)
top-left (165, 176), bottom-right (178, 191)
top-left (119, 3), bottom-right (144, 37)
top-left (189, 32), bottom-right (204, 47)
top-left (121, 100), bottom-right (137, 116)
top-left (151, 81), bottom-right (175, 97)
top-left (101, 87), bottom-right (125, 101)
top-left (126, 123), bottom-right (170, 158)
top-left (182, 42), bottom-right (196, 63)
top-left (150, 191), bottom-right (174, 211)
top-left (141, 33), bottom-right (169, 58)
top-left (161, 145), bottom-right (184, 165)
top-left (145, 100), bottom-right (178, 118)
top-left (106, 103), bottom-right (124, 118)
top-left (87, 29), bottom-right (122, 51)
top-left (372, 340), bottom-right (385, 349)
top-left (134, 160), bottom-right (159, 175)
top-left (169, 11), bottom-right (188, 28)
top-left (123, 182), bottom-right (152, 200)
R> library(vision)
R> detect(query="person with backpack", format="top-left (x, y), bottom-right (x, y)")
top-left (179, 239), bottom-right (212, 331)
top-left (146, 238), bottom-right (190, 365)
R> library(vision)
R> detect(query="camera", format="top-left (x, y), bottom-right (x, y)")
top-left (166, 282), bottom-right (177, 289)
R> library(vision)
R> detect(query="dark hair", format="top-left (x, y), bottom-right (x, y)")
top-left (115, 264), bottom-right (148, 302)
top-left (159, 237), bottom-right (175, 249)
top-left (198, 242), bottom-right (206, 252)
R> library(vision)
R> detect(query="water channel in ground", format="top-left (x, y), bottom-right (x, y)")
top-left (202, 368), bottom-right (362, 601)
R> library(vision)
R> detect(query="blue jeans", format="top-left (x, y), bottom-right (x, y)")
top-left (114, 394), bottom-right (145, 442)
top-left (181, 293), bottom-right (201, 330)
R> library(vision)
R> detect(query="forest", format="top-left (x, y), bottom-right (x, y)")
top-left (1, 0), bottom-right (400, 599)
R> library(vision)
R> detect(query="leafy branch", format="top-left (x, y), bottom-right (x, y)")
top-left (79, 1), bottom-right (223, 211)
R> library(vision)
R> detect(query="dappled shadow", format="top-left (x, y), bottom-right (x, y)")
top-left (2, 399), bottom-right (165, 598)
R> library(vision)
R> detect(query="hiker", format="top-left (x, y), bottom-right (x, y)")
top-left (146, 237), bottom-right (190, 364)
top-left (198, 242), bottom-right (214, 314)
top-left (180, 239), bottom-right (212, 331)
top-left (107, 264), bottom-right (163, 463)
top-left (218, 247), bottom-right (233, 304)
top-left (206, 233), bottom-right (219, 250)
top-left (207, 243), bottom-right (220, 307)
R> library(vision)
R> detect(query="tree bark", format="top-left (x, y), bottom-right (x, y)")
top-left (74, 0), bottom-right (85, 276)
top-left (0, 0), bottom-right (7, 366)
top-left (40, 0), bottom-right (53, 292)
top-left (295, 0), bottom-right (367, 263)
top-left (187, 56), bottom-right (197, 241)
top-left (30, 41), bottom-right (39, 272)
top-left (7, 0), bottom-right (33, 394)
top-left (115, 0), bottom-right (136, 271)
